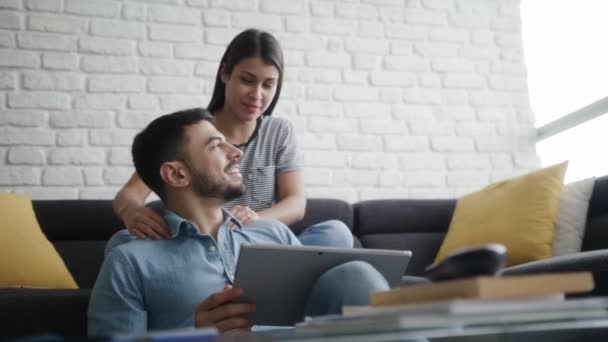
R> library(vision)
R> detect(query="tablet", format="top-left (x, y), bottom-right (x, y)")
top-left (233, 244), bottom-right (411, 326)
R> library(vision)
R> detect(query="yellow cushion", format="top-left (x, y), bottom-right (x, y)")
top-left (0, 193), bottom-right (78, 289)
top-left (435, 162), bottom-right (568, 266)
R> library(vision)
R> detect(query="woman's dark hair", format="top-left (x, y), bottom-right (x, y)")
top-left (206, 28), bottom-right (284, 116)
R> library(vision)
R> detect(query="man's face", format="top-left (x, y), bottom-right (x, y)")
top-left (181, 121), bottom-right (245, 200)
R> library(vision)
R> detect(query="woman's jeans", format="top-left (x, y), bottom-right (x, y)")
top-left (297, 219), bottom-right (353, 248)
top-left (304, 260), bottom-right (389, 316)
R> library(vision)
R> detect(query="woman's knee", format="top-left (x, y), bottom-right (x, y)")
top-left (327, 220), bottom-right (354, 248)
top-left (326, 261), bottom-right (385, 283)
top-left (300, 220), bottom-right (353, 248)
top-left (315, 261), bottom-right (390, 305)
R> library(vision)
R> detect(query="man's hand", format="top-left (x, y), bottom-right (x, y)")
top-left (120, 205), bottom-right (171, 240)
top-left (195, 285), bottom-right (256, 333)
top-left (230, 206), bottom-right (259, 225)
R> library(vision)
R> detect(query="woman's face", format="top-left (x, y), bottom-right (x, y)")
top-left (221, 57), bottom-right (280, 122)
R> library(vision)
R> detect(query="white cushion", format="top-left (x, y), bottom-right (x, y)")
top-left (552, 177), bottom-right (596, 256)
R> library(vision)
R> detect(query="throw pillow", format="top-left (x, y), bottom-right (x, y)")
top-left (0, 193), bottom-right (78, 289)
top-left (435, 162), bottom-right (568, 266)
top-left (552, 177), bottom-right (595, 256)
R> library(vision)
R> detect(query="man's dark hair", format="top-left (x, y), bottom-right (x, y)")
top-left (207, 28), bottom-right (284, 117)
top-left (132, 108), bottom-right (214, 201)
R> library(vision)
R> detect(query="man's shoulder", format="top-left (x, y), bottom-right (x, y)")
top-left (107, 239), bottom-right (165, 264)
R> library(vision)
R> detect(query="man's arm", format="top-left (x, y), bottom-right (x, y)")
top-left (231, 171), bottom-right (306, 226)
top-left (256, 171), bottom-right (306, 225)
top-left (88, 249), bottom-right (147, 337)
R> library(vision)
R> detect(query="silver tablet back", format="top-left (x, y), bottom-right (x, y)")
top-left (234, 244), bottom-right (411, 326)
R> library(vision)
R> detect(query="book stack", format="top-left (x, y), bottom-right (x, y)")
top-left (295, 296), bottom-right (608, 339)
top-left (290, 272), bottom-right (603, 339)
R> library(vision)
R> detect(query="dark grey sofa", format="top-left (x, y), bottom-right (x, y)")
top-left (2, 175), bottom-right (608, 338)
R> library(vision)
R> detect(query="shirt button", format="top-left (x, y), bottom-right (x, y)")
top-left (208, 245), bottom-right (217, 252)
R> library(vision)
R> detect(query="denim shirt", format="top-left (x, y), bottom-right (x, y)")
top-left (87, 209), bottom-right (301, 337)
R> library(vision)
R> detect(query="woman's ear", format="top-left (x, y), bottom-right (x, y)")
top-left (160, 161), bottom-right (189, 189)
top-left (220, 63), bottom-right (229, 83)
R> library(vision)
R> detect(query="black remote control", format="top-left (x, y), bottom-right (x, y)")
top-left (424, 243), bottom-right (507, 282)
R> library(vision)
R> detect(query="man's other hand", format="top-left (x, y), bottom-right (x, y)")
top-left (195, 285), bottom-right (256, 333)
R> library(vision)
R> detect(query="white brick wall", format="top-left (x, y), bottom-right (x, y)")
top-left (0, 0), bottom-right (539, 201)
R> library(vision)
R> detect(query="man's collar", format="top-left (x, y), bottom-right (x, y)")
top-left (221, 208), bottom-right (243, 230)
top-left (161, 208), bottom-right (243, 238)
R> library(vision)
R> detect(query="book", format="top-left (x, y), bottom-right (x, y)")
top-left (343, 295), bottom-right (566, 316)
top-left (370, 272), bottom-right (593, 306)
top-left (111, 327), bottom-right (218, 342)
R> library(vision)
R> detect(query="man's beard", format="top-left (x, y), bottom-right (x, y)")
top-left (186, 163), bottom-right (245, 201)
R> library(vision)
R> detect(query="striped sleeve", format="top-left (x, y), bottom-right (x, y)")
top-left (275, 118), bottom-right (302, 175)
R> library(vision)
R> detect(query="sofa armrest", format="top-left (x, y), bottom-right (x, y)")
top-left (0, 288), bottom-right (91, 338)
top-left (502, 249), bottom-right (608, 275)
top-left (502, 249), bottom-right (608, 297)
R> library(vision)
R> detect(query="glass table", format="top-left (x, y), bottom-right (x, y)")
top-left (252, 297), bottom-right (608, 342)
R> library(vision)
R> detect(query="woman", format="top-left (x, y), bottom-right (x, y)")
top-left (112, 29), bottom-right (352, 248)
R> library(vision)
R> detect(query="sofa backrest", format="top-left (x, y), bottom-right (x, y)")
top-left (33, 200), bottom-right (122, 288)
top-left (32, 175), bottom-right (608, 287)
top-left (33, 198), bottom-right (357, 288)
top-left (354, 199), bottom-right (456, 276)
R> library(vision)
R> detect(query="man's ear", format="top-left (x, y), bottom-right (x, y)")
top-left (160, 161), bottom-right (190, 189)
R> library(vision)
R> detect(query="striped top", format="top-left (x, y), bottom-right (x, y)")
top-left (224, 115), bottom-right (302, 212)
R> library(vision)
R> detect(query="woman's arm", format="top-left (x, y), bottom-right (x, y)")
top-left (113, 173), bottom-right (151, 218)
top-left (255, 171), bottom-right (306, 225)
top-left (113, 173), bottom-right (170, 239)
top-left (230, 118), bottom-right (306, 226)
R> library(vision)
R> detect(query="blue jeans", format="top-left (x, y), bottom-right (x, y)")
top-left (253, 260), bottom-right (389, 332)
top-left (297, 220), bottom-right (353, 248)
top-left (296, 262), bottom-right (429, 342)
top-left (304, 260), bottom-right (389, 316)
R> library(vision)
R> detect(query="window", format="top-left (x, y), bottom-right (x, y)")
top-left (521, 0), bottom-right (608, 181)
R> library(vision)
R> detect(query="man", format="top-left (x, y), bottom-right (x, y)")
top-left (88, 108), bottom-right (389, 336)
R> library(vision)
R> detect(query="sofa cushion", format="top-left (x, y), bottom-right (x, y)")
top-left (0, 193), bottom-right (78, 289)
top-left (360, 233), bottom-right (446, 276)
top-left (354, 199), bottom-right (456, 236)
top-left (435, 162), bottom-right (568, 266)
top-left (32, 200), bottom-right (123, 241)
top-left (289, 198), bottom-right (354, 235)
top-left (354, 199), bottom-right (455, 275)
top-left (54, 240), bottom-right (107, 288)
